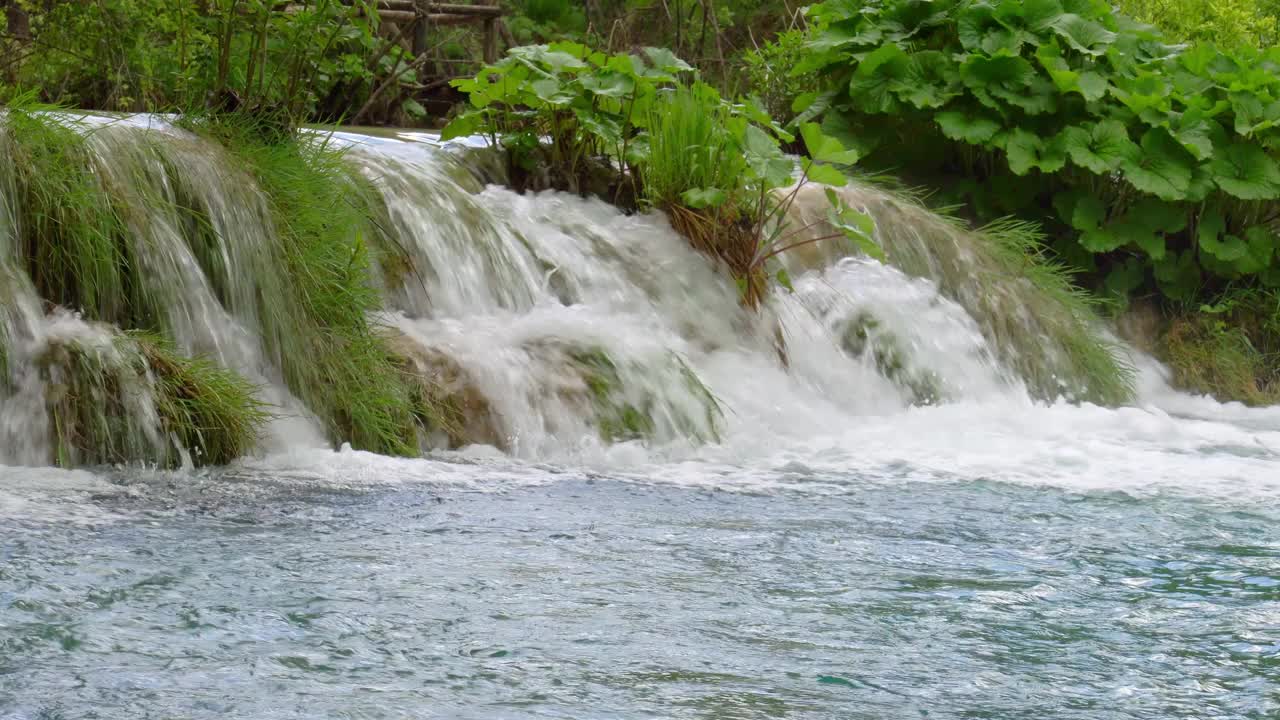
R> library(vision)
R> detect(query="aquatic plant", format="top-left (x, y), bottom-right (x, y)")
top-left (41, 327), bottom-right (266, 468)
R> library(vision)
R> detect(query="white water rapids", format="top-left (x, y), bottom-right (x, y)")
top-left (1, 116), bottom-right (1278, 508)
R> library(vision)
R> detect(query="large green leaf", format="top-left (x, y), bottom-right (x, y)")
top-left (1050, 14), bottom-right (1116, 56)
top-left (1004, 129), bottom-right (1066, 174)
top-left (1121, 128), bottom-right (1195, 200)
top-left (800, 123), bottom-right (861, 165)
top-left (579, 70), bottom-right (636, 98)
top-left (848, 44), bottom-right (911, 114)
top-left (1060, 120), bottom-right (1137, 173)
top-left (802, 158), bottom-right (849, 186)
top-left (1070, 195), bottom-right (1106, 231)
top-left (1210, 142), bottom-right (1280, 200)
top-left (889, 51), bottom-right (960, 109)
top-left (681, 187), bottom-right (728, 209)
top-left (1152, 250), bottom-right (1201, 301)
top-left (1080, 227), bottom-right (1127, 252)
top-left (641, 47), bottom-right (693, 75)
top-left (1104, 258), bottom-right (1146, 297)
top-left (936, 110), bottom-right (1002, 144)
top-left (742, 124), bottom-right (796, 189)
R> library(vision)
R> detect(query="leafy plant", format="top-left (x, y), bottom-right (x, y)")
top-left (798, 0), bottom-right (1280, 309)
top-left (445, 42), bottom-right (881, 307)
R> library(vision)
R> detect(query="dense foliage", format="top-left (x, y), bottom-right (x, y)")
top-left (1115, 0), bottom-right (1279, 48)
top-left (443, 42), bottom-right (878, 306)
top-left (798, 0), bottom-right (1280, 308)
top-left (1, 0), bottom-right (424, 124)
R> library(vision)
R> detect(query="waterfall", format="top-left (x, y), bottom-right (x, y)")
top-left (0, 114), bottom-right (1136, 469)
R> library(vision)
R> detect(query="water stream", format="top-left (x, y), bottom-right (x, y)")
top-left (1, 118), bottom-right (1278, 718)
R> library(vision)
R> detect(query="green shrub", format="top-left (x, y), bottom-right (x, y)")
top-left (444, 43), bottom-right (881, 307)
top-left (741, 29), bottom-right (815, 123)
top-left (798, 0), bottom-right (1280, 308)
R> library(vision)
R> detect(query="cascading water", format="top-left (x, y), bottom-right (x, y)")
top-left (0, 113), bottom-right (1264, 467)
top-left (4, 117), bottom-right (1280, 720)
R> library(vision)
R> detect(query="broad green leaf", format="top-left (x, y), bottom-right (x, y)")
top-left (848, 44), bottom-right (911, 114)
top-left (775, 267), bottom-right (795, 293)
top-left (1200, 232), bottom-right (1249, 262)
top-left (1111, 71), bottom-right (1170, 114)
top-left (681, 187), bottom-right (728, 209)
top-left (1077, 72), bottom-right (1108, 101)
top-left (1050, 14), bottom-right (1116, 55)
top-left (579, 70), bottom-right (635, 98)
top-left (1104, 258), bottom-right (1146, 297)
top-left (1004, 129), bottom-right (1066, 174)
top-left (574, 109), bottom-right (622, 146)
top-left (401, 98), bottom-right (427, 119)
top-left (1197, 211), bottom-right (1226, 249)
top-left (1070, 195), bottom-right (1106, 231)
top-left (642, 47), bottom-right (693, 74)
top-left (1153, 250), bottom-right (1201, 301)
top-left (1125, 198), bottom-right (1187, 234)
top-left (1210, 142), bottom-right (1280, 200)
top-left (1080, 227), bottom-right (1127, 252)
top-left (531, 77), bottom-right (574, 105)
top-left (960, 53), bottom-right (1035, 89)
top-left (828, 206), bottom-right (886, 262)
top-left (804, 161), bottom-right (848, 186)
top-left (1239, 226), bottom-right (1277, 273)
top-left (742, 124), bottom-right (796, 189)
top-left (1060, 120), bottom-right (1138, 173)
top-left (800, 123), bottom-right (861, 165)
top-left (936, 110), bottom-right (1001, 144)
top-left (1133, 231), bottom-right (1166, 260)
top-left (440, 111), bottom-right (483, 141)
top-left (1121, 128), bottom-right (1195, 200)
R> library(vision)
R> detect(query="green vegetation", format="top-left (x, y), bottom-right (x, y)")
top-left (175, 115), bottom-right (431, 455)
top-left (1114, 0), bottom-right (1279, 48)
top-left (444, 42), bottom-right (879, 306)
top-left (41, 329), bottom-right (266, 468)
top-left (566, 346), bottom-right (724, 444)
top-left (1, 0), bottom-right (425, 125)
top-left (797, 0), bottom-right (1280, 403)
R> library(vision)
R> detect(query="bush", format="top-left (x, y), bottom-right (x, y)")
top-left (444, 42), bottom-right (881, 307)
top-left (797, 0), bottom-right (1280, 309)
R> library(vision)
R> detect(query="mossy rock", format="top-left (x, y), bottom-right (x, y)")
top-left (383, 329), bottom-right (505, 450)
top-left (37, 325), bottom-right (266, 467)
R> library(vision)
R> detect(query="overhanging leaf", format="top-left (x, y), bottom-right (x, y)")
top-left (1121, 128), bottom-right (1195, 200)
top-left (936, 110), bottom-right (1001, 144)
top-left (1211, 142), bottom-right (1280, 200)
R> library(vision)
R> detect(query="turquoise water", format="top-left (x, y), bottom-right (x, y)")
top-left (2, 461), bottom-right (1277, 719)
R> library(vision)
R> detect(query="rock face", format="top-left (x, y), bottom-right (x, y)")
top-left (382, 329), bottom-right (505, 451)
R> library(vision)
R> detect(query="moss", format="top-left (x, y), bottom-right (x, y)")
top-left (40, 329), bottom-right (266, 467)
top-left (837, 312), bottom-right (943, 406)
top-left (567, 346), bottom-right (723, 445)
top-left (784, 183), bottom-right (1136, 406)
top-left (1161, 291), bottom-right (1280, 405)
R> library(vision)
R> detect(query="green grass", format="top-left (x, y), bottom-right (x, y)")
top-left (641, 86), bottom-right (747, 212)
top-left (1162, 288), bottom-right (1280, 405)
top-left (181, 115), bottom-right (424, 455)
top-left (41, 330), bottom-right (266, 467)
top-left (3, 109), bottom-right (132, 322)
top-left (134, 333), bottom-right (269, 466)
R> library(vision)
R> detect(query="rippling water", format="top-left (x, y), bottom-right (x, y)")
top-left (3, 400), bottom-right (1279, 719)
